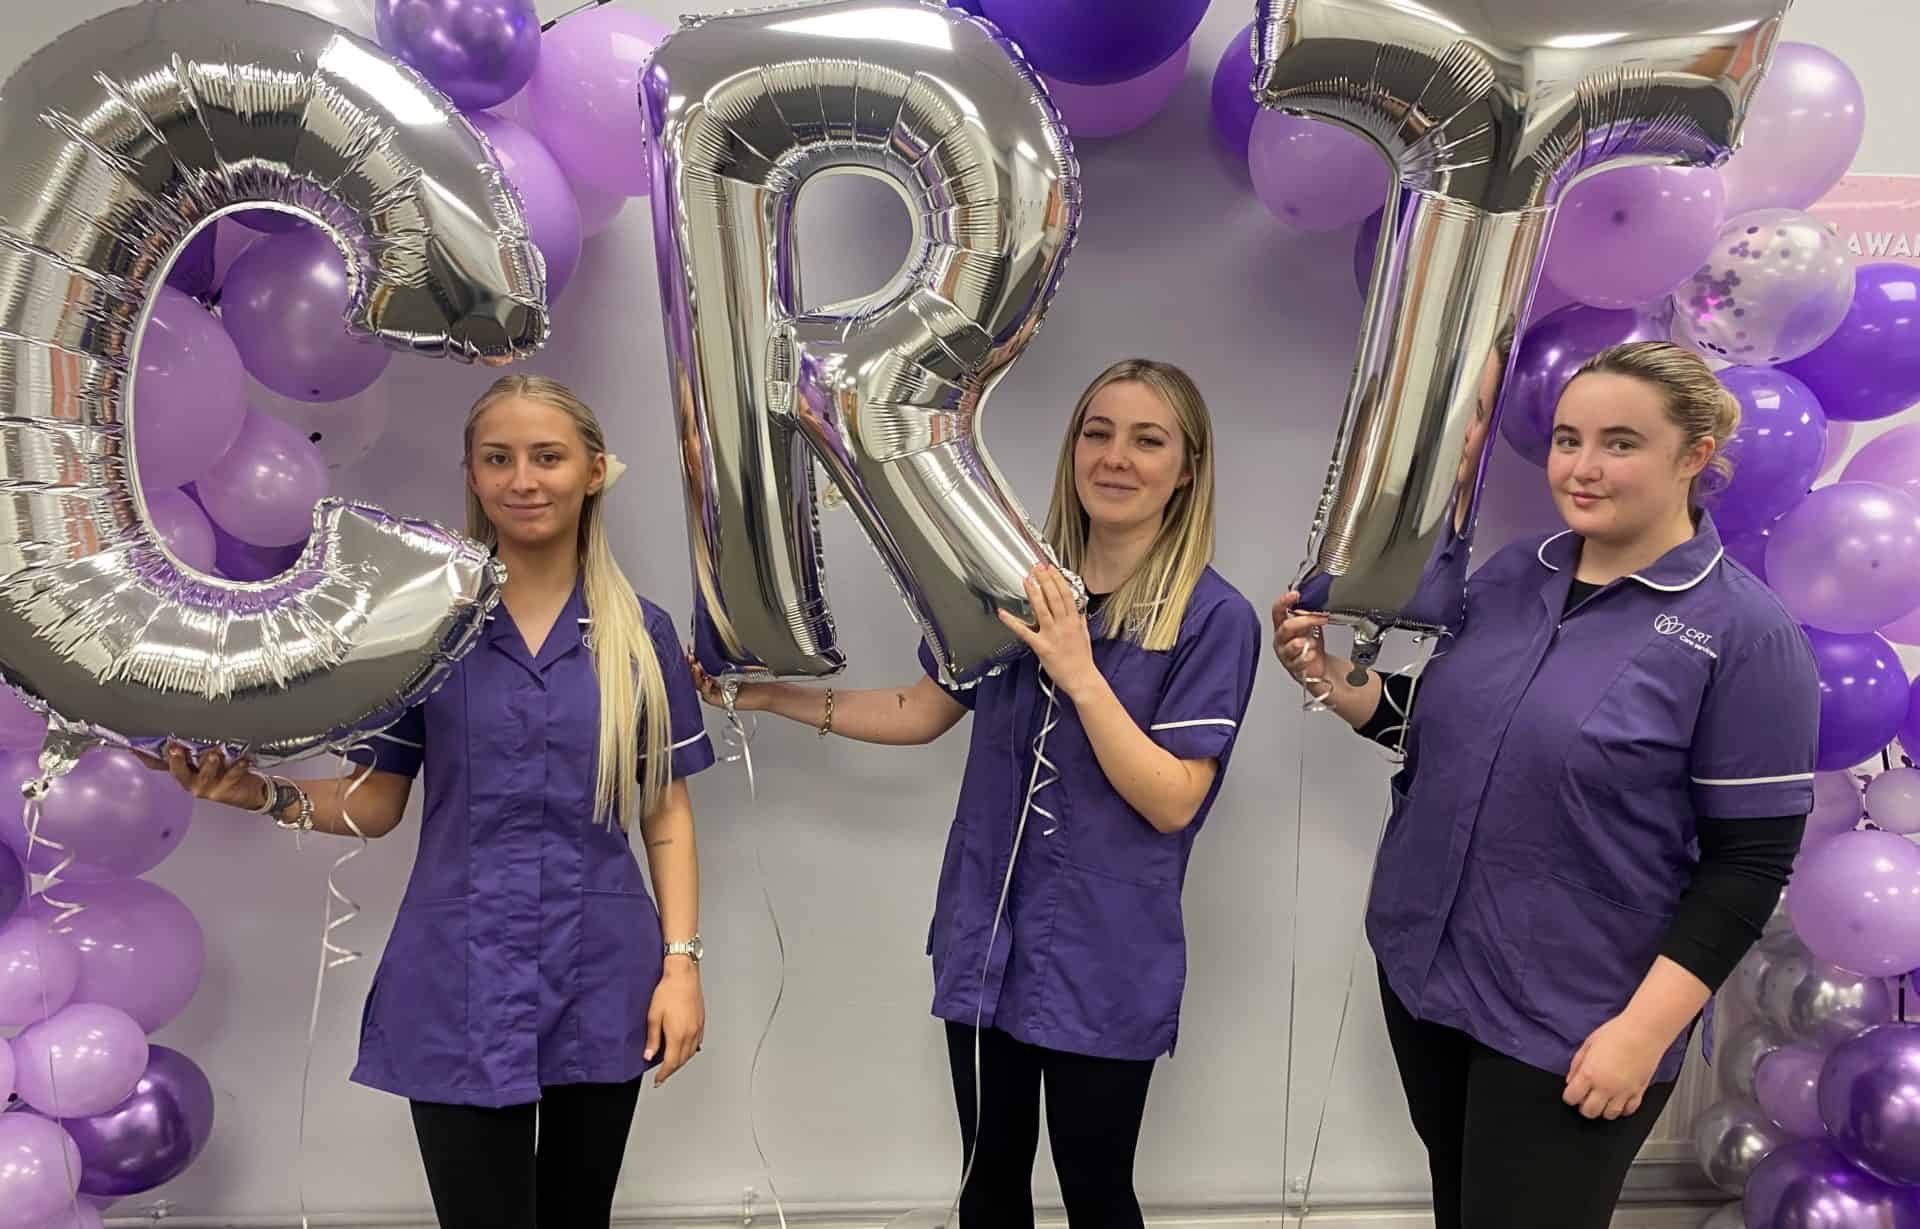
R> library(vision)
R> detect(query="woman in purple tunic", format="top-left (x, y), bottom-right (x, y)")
top-left (1274, 342), bottom-right (1819, 1229)
top-left (700, 359), bottom-right (1260, 1227)
top-left (162, 376), bottom-right (716, 1229)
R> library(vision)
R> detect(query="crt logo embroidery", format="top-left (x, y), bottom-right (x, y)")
top-left (1654, 613), bottom-right (1717, 658)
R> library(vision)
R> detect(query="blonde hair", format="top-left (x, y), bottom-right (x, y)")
top-left (1042, 359), bottom-right (1217, 652)
top-left (1569, 341), bottom-right (1741, 500)
top-left (464, 375), bottom-right (672, 829)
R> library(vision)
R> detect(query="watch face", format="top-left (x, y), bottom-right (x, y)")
top-left (688, 936), bottom-right (704, 960)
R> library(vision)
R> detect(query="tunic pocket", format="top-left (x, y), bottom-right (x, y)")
top-left (581, 889), bottom-right (663, 1057)
top-left (1049, 865), bottom-right (1185, 1054)
top-left (373, 899), bottom-right (471, 1087)
top-left (1525, 874), bottom-right (1671, 1044)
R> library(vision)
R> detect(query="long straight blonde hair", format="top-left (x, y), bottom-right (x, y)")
top-left (1042, 359), bottom-right (1218, 651)
top-left (464, 375), bottom-right (672, 828)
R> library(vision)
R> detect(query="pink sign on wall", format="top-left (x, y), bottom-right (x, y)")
top-left (1808, 174), bottom-right (1920, 268)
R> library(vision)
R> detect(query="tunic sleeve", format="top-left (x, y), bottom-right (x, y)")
top-left (1147, 594), bottom-right (1260, 762)
top-left (1689, 624), bottom-right (1819, 819)
top-left (646, 606), bottom-right (716, 780)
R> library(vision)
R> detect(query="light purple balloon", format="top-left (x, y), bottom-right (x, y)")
top-left (1546, 166), bottom-right (1724, 310)
top-left (1756, 1042), bottom-right (1829, 1137)
top-left (470, 113), bottom-right (582, 298)
top-left (1806, 630), bottom-right (1911, 773)
top-left (1744, 1138), bottom-right (1920, 1229)
top-left (1497, 304), bottom-right (1665, 467)
top-left (26, 880), bottom-right (203, 1034)
top-left (1210, 22), bottom-right (1258, 160)
top-left (374, 0), bottom-right (539, 112)
top-left (1767, 483), bottom-right (1920, 635)
top-left (1042, 41), bottom-right (1189, 141)
top-left (0, 1114), bottom-right (82, 1229)
top-left (0, 748), bottom-right (192, 883)
top-left (1249, 112), bottom-right (1390, 233)
top-left (1819, 1023), bottom-right (1920, 1187)
top-left (12, 1003), bottom-right (149, 1118)
top-left (571, 181), bottom-right (626, 240)
top-left (1674, 208), bottom-right (1858, 367)
top-left (195, 412), bottom-right (329, 548)
top-left (1886, 604), bottom-right (1920, 649)
top-left (245, 379), bottom-right (392, 472)
top-left (1788, 829), bottom-right (1920, 979)
top-left (144, 490), bottom-right (217, 575)
top-left (0, 916), bottom-right (78, 1028)
top-left (62, 1046), bottom-right (214, 1200)
top-left (1840, 424), bottom-right (1920, 508)
top-left (1701, 367), bottom-right (1827, 535)
top-left (0, 689), bottom-right (46, 750)
top-left (132, 288), bottom-right (248, 493)
top-left (1864, 767), bottom-right (1920, 836)
top-left (1806, 771), bottom-right (1865, 846)
top-left (524, 7), bottom-right (671, 198)
top-left (1719, 43), bottom-right (1868, 216)
top-left (220, 225), bottom-right (393, 402)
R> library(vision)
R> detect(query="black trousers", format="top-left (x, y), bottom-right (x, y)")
top-left (1378, 966), bottom-right (1677, 1229)
top-left (409, 1077), bottom-right (644, 1229)
top-left (945, 1022), bottom-right (1156, 1229)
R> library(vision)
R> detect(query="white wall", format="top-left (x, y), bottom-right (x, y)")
top-left (2, 1), bottom-right (1914, 1221)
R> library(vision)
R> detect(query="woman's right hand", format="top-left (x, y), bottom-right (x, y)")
top-left (686, 653), bottom-right (772, 712)
top-left (1271, 591), bottom-right (1332, 691)
top-left (150, 744), bottom-right (268, 811)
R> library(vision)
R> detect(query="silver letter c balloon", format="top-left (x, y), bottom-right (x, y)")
top-left (646, 0), bottom-right (1081, 685)
top-left (0, 0), bottom-right (549, 769)
top-left (1258, 0), bottom-right (1790, 675)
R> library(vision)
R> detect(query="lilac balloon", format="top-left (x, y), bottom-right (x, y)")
top-left (523, 7), bottom-right (671, 198)
top-left (1783, 265), bottom-right (1920, 425)
top-left (1819, 1023), bottom-right (1920, 1187)
top-left (1886, 604), bottom-right (1920, 650)
top-left (195, 412), bottom-right (329, 548)
top-left (0, 1114), bottom-right (82, 1229)
top-left (0, 747), bottom-right (192, 883)
top-left (62, 1046), bottom-right (214, 1199)
top-left (163, 227), bottom-right (217, 299)
top-left (221, 225), bottom-right (392, 402)
top-left (1745, 1138), bottom-right (1920, 1229)
top-left (1864, 768), bottom-right (1920, 836)
top-left (1788, 830), bottom-right (1920, 979)
top-left (1545, 166), bottom-right (1724, 310)
top-left (144, 490), bottom-right (217, 575)
top-left (470, 113), bottom-right (582, 297)
top-left (375, 0), bottom-right (539, 112)
top-left (1804, 630), bottom-right (1911, 773)
top-left (1841, 424), bottom-right (1920, 509)
top-left (132, 288), bottom-right (248, 493)
top-left (0, 916), bottom-right (78, 1028)
top-left (1042, 42), bottom-right (1188, 141)
top-left (1249, 112), bottom-right (1389, 233)
top-left (978, 0), bottom-right (1208, 86)
top-left (1701, 368), bottom-right (1827, 534)
top-left (245, 379), bottom-right (392, 472)
top-left (571, 181), bottom-right (627, 241)
top-left (1210, 22), bottom-right (1258, 160)
top-left (0, 847), bottom-right (22, 926)
top-left (1767, 484), bottom-right (1920, 635)
top-left (26, 880), bottom-right (203, 1034)
top-left (1756, 1043), bottom-right (1830, 1137)
top-left (1719, 43), bottom-right (1868, 216)
top-left (1497, 304), bottom-right (1665, 467)
top-left (12, 1003), bottom-right (149, 1118)
top-left (0, 689), bottom-right (45, 750)
top-left (212, 527), bottom-right (305, 583)
top-left (1806, 771), bottom-right (1865, 846)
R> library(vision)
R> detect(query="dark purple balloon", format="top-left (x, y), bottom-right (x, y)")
top-left (1806, 629), bottom-right (1912, 772)
top-left (0, 846), bottom-right (22, 926)
top-left (375, 0), bottom-right (540, 112)
top-left (1782, 263), bottom-right (1920, 424)
top-left (1354, 209), bottom-right (1382, 295)
top-left (1745, 1138), bottom-right (1920, 1229)
top-left (1497, 304), bottom-right (1664, 467)
top-left (1819, 1023), bottom-right (1920, 1186)
top-left (62, 1046), bottom-right (214, 1199)
top-left (162, 227), bottom-right (217, 299)
top-left (220, 225), bottom-right (392, 403)
top-left (212, 527), bottom-right (305, 583)
top-left (978, 0), bottom-right (1207, 86)
top-left (1702, 367), bottom-right (1827, 534)
top-left (1210, 22), bottom-right (1258, 160)
top-left (947, 0), bottom-right (986, 13)
top-left (1723, 522), bottom-right (1776, 582)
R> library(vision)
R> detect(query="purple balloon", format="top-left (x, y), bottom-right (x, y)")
top-left (232, 208), bottom-right (308, 235)
top-left (163, 227), bottom-right (217, 299)
top-left (0, 915), bottom-right (78, 1028)
top-left (220, 226), bottom-right (392, 403)
top-left (1824, 420), bottom-right (1857, 479)
top-left (1700, 367), bottom-right (1827, 535)
top-left (1042, 42), bottom-right (1189, 141)
top-left (1784, 264), bottom-right (1920, 424)
top-left (0, 1035), bottom-right (12, 1104)
top-left (1249, 112), bottom-right (1390, 233)
top-left (0, 689), bottom-right (45, 750)
top-left (1841, 424), bottom-right (1920, 509)
top-left (1820, 1024), bottom-right (1920, 1187)
top-left (133, 288), bottom-right (248, 493)
top-left (1719, 43), bottom-right (1868, 216)
top-left (61, 1046), bottom-right (213, 1200)
top-left (1865, 767), bottom-right (1920, 836)
top-left (0, 747), bottom-right (192, 883)
top-left (1757, 1043), bottom-right (1830, 1137)
top-left (12, 1003), bottom-right (149, 1118)
top-left (523, 6), bottom-right (671, 198)
top-left (1545, 166), bottom-right (1724, 310)
top-left (0, 1114), bottom-right (82, 1229)
top-left (27, 880), bottom-right (203, 1033)
top-left (1789, 830), bottom-right (1920, 979)
top-left (195, 412), bottom-right (329, 548)
top-left (1767, 484), bottom-right (1920, 635)
top-left (1905, 681), bottom-right (1920, 762)
top-left (571, 180), bottom-right (627, 241)
top-left (947, 0), bottom-right (986, 12)
top-left (1497, 304), bottom-right (1665, 467)
top-left (1806, 771), bottom-right (1865, 846)
top-left (144, 490), bottom-right (217, 575)
top-left (375, 0), bottom-right (539, 112)
top-left (1210, 22), bottom-right (1258, 160)
top-left (1805, 629), bottom-right (1911, 773)
top-left (470, 113), bottom-right (582, 297)
top-left (0, 847), bottom-right (22, 926)
top-left (245, 379), bottom-right (392, 472)
top-left (1745, 1138), bottom-right (1920, 1229)
top-left (212, 527), bottom-right (305, 583)
top-left (1887, 604), bottom-right (1920, 650)
top-left (978, 0), bottom-right (1207, 86)
top-left (1722, 522), bottom-right (1777, 582)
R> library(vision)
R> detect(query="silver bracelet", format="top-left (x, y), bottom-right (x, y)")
top-left (258, 775), bottom-right (314, 831)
